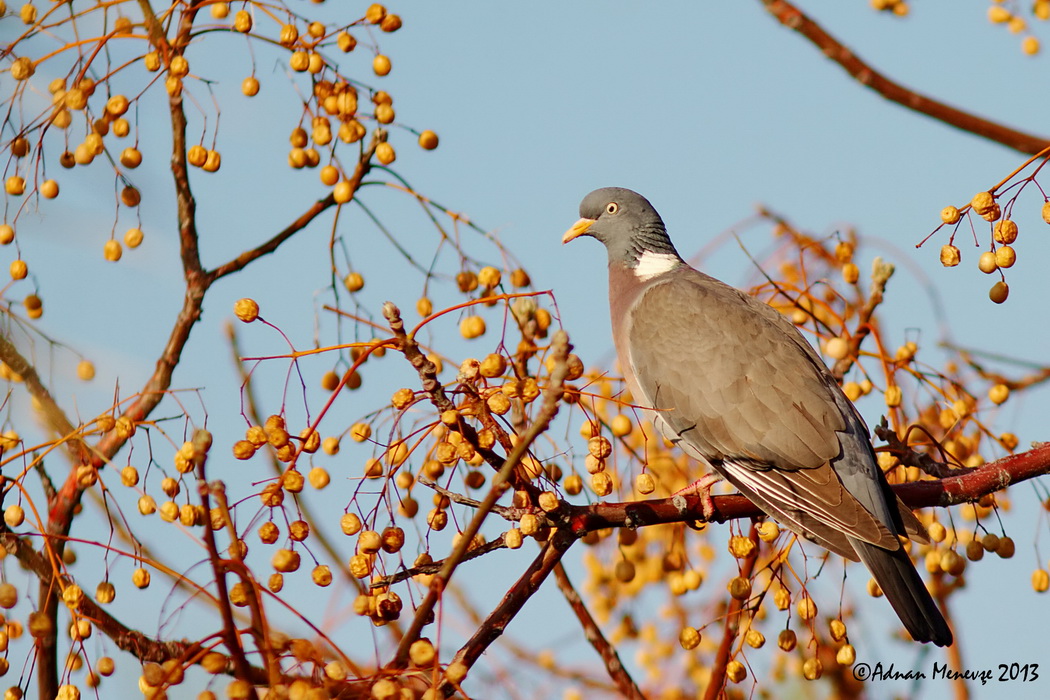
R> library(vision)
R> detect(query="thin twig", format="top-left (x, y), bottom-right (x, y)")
top-left (553, 562), bottom-right (645, 700)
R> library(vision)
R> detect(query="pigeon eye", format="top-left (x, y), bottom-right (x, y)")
top-left (605, 202), bottom-right (619, 215)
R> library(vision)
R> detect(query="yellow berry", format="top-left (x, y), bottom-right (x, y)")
top-left (337, 31), bottom-right (357, 52)
top-left (119, 148), bottom-right (142, 168)
top-left (460, 315), bottom-right (486, 339)
top-left (1033, 569), bottom-right (1049, 593)
top-left (409, 639), bottom-right (436, 666)
top-left (241, 76), bottom-right (260, 97)
top-left (333, 181), bottom-right (353, 204)
top-left (375, 103), bottom-right (395, 124)
top-left (727, 576), bottom-right (752, 600)
top-left (590, 471), bottom-right (612, 496)
top-left (365, 4), bottom-right (387, 24)
top-left (988, 6), bottom-right (1012, 24)
top-left (376, 142), bottom-right (396, 165)
top-left (234, 298), bottom-right (260, 322)
top-left (10, 57), bottom-right (34, 81)
top-left (124, 228), bottom-right (144, 248)
top-left (842, 262), bottom-right (859, 284)
top-left (1022, 36), bottom-right (1041, 55)
top-left (4, 504), bottom-right (24, 527)
top-left (1042, 201), bottom-right (1050, 224)
top-left (279, 23), bottom-right (299, 46)
top-left (320, 165), bottom-right (339, 186)
top-left (9, 260), bottom-right (27, 280)
top-left (796, 595), bottom-right (817, 619)
top-left (234, 10), bottom-right (252, 32)
top-left (978, 251), bottom-right (998, 274)
top-left (202, 150), bottom-right (221, 172)
top-left (132, 568), bottom-right (150, 588)
top-left (344, 272), bottom-right (365, 292)
top-left (39, 179), bottom-right (59, 199)
top-left (971, 191), bottom-right (995, 215)
top-left (5, 176), bottom-right (25, 196)
top-left (993, 219), bottom-right (1018, 244)
top-left (757, 521), bottom-right (780, 542)
top-left (995, 245), bottom-right (1016, 268)
top-left (824, 337), bottom-right (849, 360)
top-left (76, 360), bottom-right (95, 381)
top-left (169, 55), bottom-right (189, 78)
top-left (940, 206), bottom-right (961, 224)
top-left (635, 473), bottom-right (656, 494)
top-left (373, 54), bottom-right (392, 77)
top-left (726, 660), bottom-right (746, 683)
top-left (289, 51), bottom-right (309, 72)
top-left (418, 130), bottom-right (439, 150)
top-left (188, 145), bottom-right (207, 167)
top-left (0, 224), bottom-right (13, 245)
top-left (939, 244), bottom-right (960, 267)
top-left (989, 281), bottom-right (1009, 304)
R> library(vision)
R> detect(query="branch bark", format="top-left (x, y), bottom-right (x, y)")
top-left (760, 0), bottom-right (1050, 155)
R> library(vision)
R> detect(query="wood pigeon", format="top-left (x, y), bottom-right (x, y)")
top-left (563, 187), bottom-right (952, 646)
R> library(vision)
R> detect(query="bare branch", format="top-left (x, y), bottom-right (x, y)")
top-left (553, 563), bottom-right (645, 700)
top-left (760, 0), bottom-right (1050, 154)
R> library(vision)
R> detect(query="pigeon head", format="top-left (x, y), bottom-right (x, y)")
top-left (562, 187), bottom-right (682, 275)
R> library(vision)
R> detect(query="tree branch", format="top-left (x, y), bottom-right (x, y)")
top-left (760, 0), bottom-right (1050, 155)
top-left (386, 310), bottom-right (573, 670)
top-left (209, 136), bottom-right (377, 281)
top-left (553, 562), bottom-right (644, 700)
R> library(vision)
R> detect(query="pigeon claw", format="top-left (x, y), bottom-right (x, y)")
top-left (672, 473), bottom-right (722, 522)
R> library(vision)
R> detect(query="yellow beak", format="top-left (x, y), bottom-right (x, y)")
top-left (562, 217), bottom-right (596, 244)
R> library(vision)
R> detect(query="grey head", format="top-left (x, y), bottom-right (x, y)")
top-left (562, 187), bottom-right (682, 268)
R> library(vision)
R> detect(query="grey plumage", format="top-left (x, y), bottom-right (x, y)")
top-left (564, 187), bottom-right (952, 646)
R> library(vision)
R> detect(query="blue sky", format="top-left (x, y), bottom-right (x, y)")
top-left (4, 2), bottom-right (1050, 698)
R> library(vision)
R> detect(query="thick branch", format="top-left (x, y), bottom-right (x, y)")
top-left (760, 0), bottom-right (1050, 155)
top-left (439, 527), bottom-right (578, 697)
top-left (569, 442), bottom-right (1050, 532)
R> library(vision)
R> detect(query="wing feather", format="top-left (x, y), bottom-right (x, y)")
top-left (623, 271), bottom-right (897, 550)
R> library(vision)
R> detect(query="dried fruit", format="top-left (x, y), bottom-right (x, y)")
top-left (234, 298), bottom-right (259, 322)
top-left (993, 219), bottom-right (1018, 244)
top-left (939, 244), bottom-right (960, 267)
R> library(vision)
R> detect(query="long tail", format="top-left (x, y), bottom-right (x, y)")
top-left (852, 538), bottom-right (953, 646)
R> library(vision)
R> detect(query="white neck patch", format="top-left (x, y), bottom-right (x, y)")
top-left (633, 251), bottom-right (680, 281)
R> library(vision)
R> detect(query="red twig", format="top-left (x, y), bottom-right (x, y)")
top-left (553, 563), bottom-right (645, 699)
